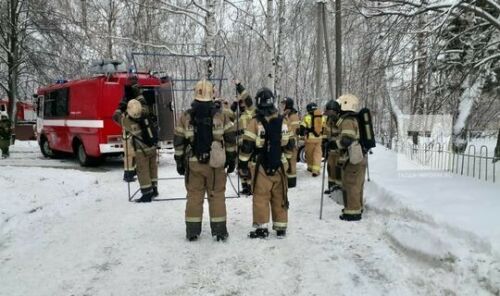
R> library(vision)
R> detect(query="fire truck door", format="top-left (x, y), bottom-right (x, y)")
top-left (156, 84), bottom-right (175, 142)
top-left (36, 95), bottom-right (45, 136)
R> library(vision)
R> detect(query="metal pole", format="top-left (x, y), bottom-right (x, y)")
top-left (366, 152), bottom-right (371, 182)
top-left (335, 0), bottom-right (342, 98)
top-left (321, 2), bottom-right (335, 101)
top-left (319, 147), bottom-right (328, 220)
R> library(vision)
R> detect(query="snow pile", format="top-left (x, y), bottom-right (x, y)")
top-left (1, 142), bottom-right (500, 295)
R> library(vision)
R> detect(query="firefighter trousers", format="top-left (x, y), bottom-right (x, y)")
top-left (305, 140), bottom-right (322, 174)
top-left (252, 165), bottom-right (288, 230)
top-left (0, 139), bottom-right (9, 156)
top-left (135, 148), bottom-right (158, 190)
top-left (123, 135), bottom-right (135, 172)
top-left (341, 157), bottom-right (367, 215)
top-left (287, 147), bottom-right (298, 187)
top-left (185, 161), bottom-right (227, 226)
top-left (327, 150), bottom-right (341, 185)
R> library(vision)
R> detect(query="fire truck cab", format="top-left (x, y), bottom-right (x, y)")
top-left (36, 69), bottom-right (161, 166)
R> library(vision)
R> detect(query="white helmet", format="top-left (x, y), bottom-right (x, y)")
top-left (127, 98), bottom-right (143, 119)
top-left (194, 79), bottom-right (214, 102)
top-left (0, 111), bottom-right (8, 120)
top-left (337, 94), bottom-right (359, 112)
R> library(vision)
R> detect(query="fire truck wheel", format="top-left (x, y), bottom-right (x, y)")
top-left (40, 136), bottom-right (55, 158)
top-left (76, 142), bottom-right (100, 167)
top-left (298, 145), bottom-right (306, 163)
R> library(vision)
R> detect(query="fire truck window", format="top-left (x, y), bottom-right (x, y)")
top-left (44, 88), bottom-right (69, 118)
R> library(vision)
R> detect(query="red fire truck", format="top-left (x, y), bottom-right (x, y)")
top-left (36, 71), bottom-right (161, 166)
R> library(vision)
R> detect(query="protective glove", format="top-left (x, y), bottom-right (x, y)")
top-left (175, 156), bottom-right (185, 176)
top-left (225, 152), bottom-right (236, 173)
top-left (329, 140), bottom-right (338, 150)
top-left (112, 110), bottom-right (122, 124)
top-left (238, 161), bottom-right (251, 179)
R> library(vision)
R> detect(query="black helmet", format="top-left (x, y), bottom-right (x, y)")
top-left (306, 102), bottom-right (318, 113)
top-left (325, 100), bottom-right (340, 112)
top-left (281, 97), bottom-right (294, 110)
top-left (255, 87), bottom-right (275, 110)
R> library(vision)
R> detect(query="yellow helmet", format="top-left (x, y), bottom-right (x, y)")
top-left (127, 98), bottom-right (143, 119)
top-left (337, 94), bottom-right (360, 112)
top-left (194, 79), bottom-right (214, 102)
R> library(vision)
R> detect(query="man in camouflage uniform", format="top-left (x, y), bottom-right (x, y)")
top-left (239, 87), bottom-right (294, 238)
top-left (280, 97), bottom-right (300, 188)
top-left (235, 80), bottom-right (256, 195)
top-left (300, 102), bottom-right (325, 177)
top-left (174, 79), bottom-right (237, 241)
top-left (113, 76), bottom-right (140, 182)
top-left (335, 94), bottom-right (366, 221)
top-left (0, 112), bottom-right (12, 158)
top-left (323, 100), bottom-right (342, 194)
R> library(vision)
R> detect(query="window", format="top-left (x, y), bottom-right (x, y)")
top-left (44, 88), bottom-right (69, 118)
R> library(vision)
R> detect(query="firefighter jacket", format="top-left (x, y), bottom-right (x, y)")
top-left (324, 115), bottom-right (340, 149)
top-left (223, 106), bottom-right (236, 123)
top-left (0, 116), bottom-right (12, 141)
top-left (301, 112), bottom-right (326, 143)
top-left (239, 113), bottom-right (293, 167)
top-left (284, 109), bottom-right (300, 145)
top-left (238, 106), bottom-right (256, 144)
top-left (174, 108), bottom-right (237, 163)
top-left (335, 112), bottom-right (360, 163)
top-left (122, 96), bottom-right (156, 153)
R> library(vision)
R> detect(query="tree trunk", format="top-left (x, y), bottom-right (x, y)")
top-left (265, 0), bottom-right (275, 91)
top-left (7, 0), bottom-right (21, 128)
top-left (204, 0), bottom-right (217, 79)
top-left (274, 0), bottom-right (285, 99)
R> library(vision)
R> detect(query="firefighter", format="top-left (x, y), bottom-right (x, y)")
top-left (0, 112), bottom-right (12, 158)
top-left (299, 102), bottom-right (325, 177)
top-left (113, 76), bottom-right (141, 182)
top-left (280, 97), bottom-right (300, 188)
top-left (235, 80), bottom-right (256, 195)
top-left (323, 100), bottom-right (342, 194)
top-left (174, 79), bottom-right (237, 242)
top-left (335, 94), bottom-right (366, 221)
top-left (123, 95), bottom-right (159, 203)
top-left (221, 99), bottom-right (236, 122)
top-left (239, 87), bottom-right (293, 238)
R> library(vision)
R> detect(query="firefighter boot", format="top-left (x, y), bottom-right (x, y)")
top-left (186, 222), bottom-right (202, 241)
top-left (135, 187), bottom-right (153, 203)
top-left (152, 181), bottom-right (159, 197)
top-left (248, 228), bottom-right (269, 239)
top-left (339, 213), bottom-right (362, 221)
top-left (211, 221), bottom-right (229, 242)
top-left (123, 170), bottom-right (136, 182)
top-left (287, 177), bottom-right (296, 188)
top-left (324, 182), bottom-right (341, 194)
top-left (276, 230), bottom-right (286, 237)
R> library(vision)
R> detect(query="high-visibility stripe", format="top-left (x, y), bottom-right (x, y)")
top-left (175, 126), bottom-right (184, 133)
top-left (224, 122), bottom-right (234, 131)
top-left (225, 146), bottom-right (236, 152)
top-left (174, 150), bottom-right (184, 156)
top-left (273, 222), bottom-right (287, 228)
top-left (186, 217), bottom-right (202, 222)
top-left (43, 119), bottom-right (104, 128)
top-left (239, 154), bottom-right (251, 162)
top-left (342, 130), bottom-right (358, 137)
top-left (290, 121), bottom-right (300, 125)
top-left (343, 209), bottom-right (362, 215)
top-left (140, 183), bottom-right (152, 189)
top-left (210, 216), bottom-right (226, 222)
top-left (185, 130), bottom-right (194, 137)
top-left (287, 174), bottom-right (297, 178)
top-left (244, 130), bottom-right (257, 140)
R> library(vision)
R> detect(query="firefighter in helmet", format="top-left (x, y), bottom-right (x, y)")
top-left (174, 79), bottom-right (237, 241)
top-left (239, 87), bottom-right (293, 238)
top-left (123, 93), bottom-right (159, 203)
top-left (234, 80), bottom-right (256, 195)
top-left (299, 102), bottom-right (325, 177)
top-left (324, 100), bottom-right (342, 194)
top-left (113, 76), bottom-right (141, 182)
top-left (280, 97), bottom-right (300, 188)
top-left (336, 94), bottom-right (366, 221)
top-left (0, 112), bottom-right (12, 158)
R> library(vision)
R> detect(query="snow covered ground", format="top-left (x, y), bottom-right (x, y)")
top-left (0, 142), bottom-right (499, 296)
